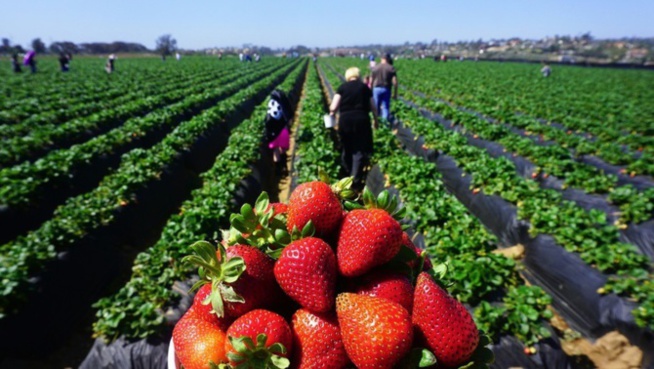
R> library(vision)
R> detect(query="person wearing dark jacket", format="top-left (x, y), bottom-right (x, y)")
top-left (329, 67), bottom-right (379, 192)
top-left (11, 53), bottom-right (22, 73)
top-left (59, 53), bottom-right (70, 72)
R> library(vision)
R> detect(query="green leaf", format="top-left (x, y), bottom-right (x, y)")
top-left (230, 335), bottom-right (250, 353)
top-left (419, 348), bottom-right (437, 367)
top-left (270, 355), bottom-right (290, 369)
top-left (231, 216), bottom-right (249, 234)
top-left (254, 192), bottom-right (270, 215)
top-left (220, 285), bottom-right (245, 303)
top-left (301, 220), bottom-right (315, 238)
top-left (268, 342), bottom-right (287, 355)
top-left (392, 244), bottom-right (419, 263)
top-left (210, 282), bottom-right (225, 317)
top-left (431, 262), bottom-right (449, 280)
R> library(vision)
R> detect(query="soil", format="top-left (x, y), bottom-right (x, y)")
top-left (549, 312), bottom-right (643, 369)
top-left (491, 245), bottom-right (644, 369)
top-left (277, 69), bottom-right (308, 203)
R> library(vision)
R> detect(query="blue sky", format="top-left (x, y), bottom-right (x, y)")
top-left (2, 0), bottom-right (652, 50)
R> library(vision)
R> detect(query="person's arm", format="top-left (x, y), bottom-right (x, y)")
top-left (329, 94), bottom-right (341, 115)
top-left (370, 97), bottom-right (379, 129)
top-left (392, 75), bottom-right (398, 99)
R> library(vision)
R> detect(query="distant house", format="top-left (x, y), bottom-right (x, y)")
top-left (626, 48), bottom-right (648, 59)
top-left (559, 55), bottom-right (576, 63)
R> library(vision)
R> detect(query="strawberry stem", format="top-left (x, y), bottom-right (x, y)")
top-left (183, 241), bottom-right (246, 317)
top-left (227, 334), bottom-right (290, 369)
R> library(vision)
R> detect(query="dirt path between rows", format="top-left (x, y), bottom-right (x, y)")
top-left (276, 68), bottom-right (308, 203)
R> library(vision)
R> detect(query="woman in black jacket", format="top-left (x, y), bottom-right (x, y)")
top-left (329, 67), bottom-right (379, 192)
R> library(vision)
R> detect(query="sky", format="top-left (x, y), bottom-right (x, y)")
top-left (1, 0), bottom-right (653, 50)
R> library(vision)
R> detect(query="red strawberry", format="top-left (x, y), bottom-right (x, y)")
top-left (351, 269), bottom-right (414, 312)
top-left (269, 202), bottom-right (289, 216)
top-left (173, 314), bottom-right (228, 369)
top-left (401, 231), bottom-right (433, 271)
top-left (337, 208), bottom-right (402, 277)
top-left (287, 181), bottom-right (343, 238)
top-left (274, 237), bottom-right (337, 313)
top-left (224, 245), bottom-right (280, 318)
top-left (335, 293), bottom-right (413, 369)
top-left (291, 308), bottom-right (349, 369)
top-left (413, 272), bottom-right (479, 368)
top-left (185, 242), bottom-right (272, 320)
top-left (185, 284), bottom-right (232, 331)
top-left (225, 309), bottom-right (293, 367)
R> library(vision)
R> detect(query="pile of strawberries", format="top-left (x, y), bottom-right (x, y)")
top-left (172, 179), bottom-right (492, 369)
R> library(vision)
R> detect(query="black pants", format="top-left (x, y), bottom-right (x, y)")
top-left (338, 112), bottom-right (373, 192)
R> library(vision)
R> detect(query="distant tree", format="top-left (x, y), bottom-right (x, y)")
top-left (1, 38), bottom-right (10, 53)
top-left (31, 38), bottom-right (46, 53)
top-left (580, 32), bottom-right (593, 45)
top-left (49, 41), bottom-right (79, 54)
top-left (288, 45), bottom-right (311, 55)
top-left (155, 34), bottom-right (177, 57)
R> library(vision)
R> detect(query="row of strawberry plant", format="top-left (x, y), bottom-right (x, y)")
top-left (400, 60), bottom-right (654, 141)
top-left (397, 87), bottom-right (654, 225)
top-left (92, 59), bottom-right (307, 340)
top-left (0, 61), bottom-right (280, 211)
top-left (375, 127), bottom-right (554, 348)
top-left (0, 61), bottom-right (252, 167)
top-left (0, 58), bottom-right (191, 123)
top-left (293, 61), bottom-right (341, 183)
top-left (0, 61), bottom-right (216, 139)
top-left (0, 60), bottom-right (300, 319)
top-left (319, 60), bottom-right (556, 348)
top-left (395, 60), bottom-right (654, 177)
top-left (387, 99), bottom-right (654, 330)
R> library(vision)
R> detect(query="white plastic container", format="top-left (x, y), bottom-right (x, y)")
top-left (323, 114), bottom-right (335, 128)
top-left (168, 338), bottom-right (178, 369)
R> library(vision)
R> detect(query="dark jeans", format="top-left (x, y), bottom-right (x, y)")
top-left (339, 133), bottom-right (372, 192)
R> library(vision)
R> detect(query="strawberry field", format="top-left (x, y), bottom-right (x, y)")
top-left (0, 56), bottom-right (653, 369)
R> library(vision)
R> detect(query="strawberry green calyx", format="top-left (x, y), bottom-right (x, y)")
top-left (226, 192), bottom-right (290, 251)
top-left (228, 334), bottom-right (290, 369)
top-left (359, 188), bottom-right (407, 222)
top-left (318, 169), bottom-right (357, 201)
top-left (331, 176), bottom-right (357, 201)
top-left (183, 241), bottom-right (246, 318)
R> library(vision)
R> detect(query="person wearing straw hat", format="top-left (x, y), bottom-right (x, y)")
top-left (329, 67), bottom-right (379, 193)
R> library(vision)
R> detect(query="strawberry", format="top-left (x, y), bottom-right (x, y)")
top-left (183, 241), bottom-right (279, 320)
top-left (185, 284), bottom-right (232, 331)
top-left (401, 231), bottom-right (433, 271)
top-left (269, 202), bottom-right (289, 216)
top-left (173, 314), bottom-right (228, 369)
top-left (224, 244), bottom-right (280, 317)
top-left (291, 308), bottom-right (349, 369)
top-left (413, 272), bottom-right (479, 368)
top-left (335, 293), bottom-right (413, 369)
top-left (336, 208), bottom-right (402, 277)
top-left (274, 237), bottom-right (337, 313)
top-left (225, 309), bottom-right (293, 368)
top-left (287, 181), bottom-right (343, 238)
top-left (351, 269), bottom-right (414, 312)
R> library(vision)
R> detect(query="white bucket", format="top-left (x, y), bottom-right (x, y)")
top-left (323, 114), bottom-right (335, 128)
